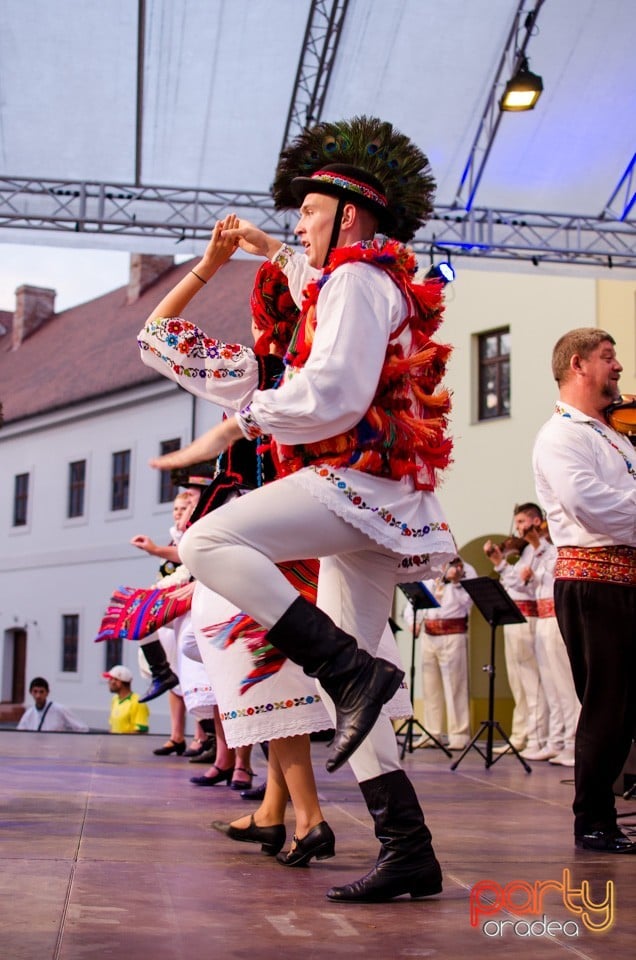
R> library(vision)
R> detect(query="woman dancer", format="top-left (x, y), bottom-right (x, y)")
top-left (142, 226), bottom-right (336, 864)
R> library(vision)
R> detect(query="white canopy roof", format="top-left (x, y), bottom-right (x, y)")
top-left (1, 0), bottom-right (635, 273)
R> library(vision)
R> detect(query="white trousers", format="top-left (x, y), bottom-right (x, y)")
top-left (535, 616), bottom-right (580, 750)
top-left (533, 617), bottom-right (565, 751)
top-left (175, 613), bottom-right (217, 721)
top-left (421, 631), bottom-right (470, 747)
top-left (502, 618), bottom-right (548, 749)
top-left (179, 476), bottom-right (407, 781)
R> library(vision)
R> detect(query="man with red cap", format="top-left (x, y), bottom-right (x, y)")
top-left (103, 665), bottom-right (150, 734)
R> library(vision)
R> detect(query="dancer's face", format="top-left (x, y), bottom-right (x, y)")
top-left (176, 487), bottom-right (201, 532)
top-left (295, 192), bottom-right (339, 268)
top-left (172, 496), bottom-right (190, 525)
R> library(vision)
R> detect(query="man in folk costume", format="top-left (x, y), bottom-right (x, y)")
top-left (176, 116), bottom-right (458, 901)
top-left (533, 328), bottom-right (636, 853)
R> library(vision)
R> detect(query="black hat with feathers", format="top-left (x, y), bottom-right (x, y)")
top-left (272, 115), bottom-right (435, 243)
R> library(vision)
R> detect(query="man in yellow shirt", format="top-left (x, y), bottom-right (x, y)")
top-left (103, 666), bottom-right (150, 734)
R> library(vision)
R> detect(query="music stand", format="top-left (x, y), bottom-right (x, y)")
top-left (450, 577), bottom-right (531, 773)
top-left (394, 583), bottom-right (452, 759)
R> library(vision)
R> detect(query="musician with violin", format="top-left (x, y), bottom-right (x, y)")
top-left (533, 327), bottom-right (636, 854)
top-left (402, 556), bottom-right (477, 751)
top-left (483, 528), bottom-right (548, 759)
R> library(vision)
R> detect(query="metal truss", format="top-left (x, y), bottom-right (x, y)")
top-left (280, 0), bottom-right (350, 149)
top-left (453, 0), bottom-right (546, 212)
top-left (426, 205), bottom-right (636, 269)
top-left (602, 152), bottom-right (636, 222)
top-left (0, 175), bottom-right (634, 269)
top-left (0, 176), bottom-right (296, 243)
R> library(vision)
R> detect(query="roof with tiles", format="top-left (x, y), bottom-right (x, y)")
top-left (0, 257), bottom-right (259, 425)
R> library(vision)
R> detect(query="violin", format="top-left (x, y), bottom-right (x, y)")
top-left (484, 536), bottom-right (527, 564)
top-left (607, 394), bottom-right (636, 444)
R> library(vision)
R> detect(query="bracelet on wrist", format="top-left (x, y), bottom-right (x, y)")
top-left (191, 269), bottom-right (207, 284)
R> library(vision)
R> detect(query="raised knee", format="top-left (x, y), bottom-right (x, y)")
top-left (178, 524), bottom-right (201, 574)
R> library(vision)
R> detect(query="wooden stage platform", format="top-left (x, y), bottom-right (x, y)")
top-left (1, 730), bottom-right (634, 959)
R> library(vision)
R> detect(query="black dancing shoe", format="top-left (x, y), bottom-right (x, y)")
top-left (575, 828), bottom-right (636, 853)
top-left (276, 821), bottom-right (335, 867)
top-left (153, 739), bottom-right (186, 756)
top-left (230, 766), bottom-right (255, 791)
top-left (240, 782), bottom-right (267, 801)
top-left (210, 815), bottom-right (286, 856)
top-left (190, 765), bottom-right (233, 786)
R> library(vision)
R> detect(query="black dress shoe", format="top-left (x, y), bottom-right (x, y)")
top-left (575, 829), bottom-right (636, 853)
top-left (240, 782), bottom-right (267, 801)
top-left (190, 765), bottom-right (233, 786)
top-left (210, 815), bottom-right (286, 856)
top-left (139, 671), bottom-right (180, 704)
top-left (276, 821), bottom-right (335, 867)
top-left (153, 739), bottom-right (186, 756)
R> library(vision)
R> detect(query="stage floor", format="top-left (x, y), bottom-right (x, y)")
top-left (1, 729), bottom-right (634, 959)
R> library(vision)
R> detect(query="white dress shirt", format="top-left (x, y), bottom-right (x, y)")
top-left (139, 251), bottom-right (456, 563)
top-left (533, 402), bottom-right (636, 548)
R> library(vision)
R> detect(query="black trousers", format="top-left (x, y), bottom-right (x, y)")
top-left (555, 579), bottom-right (636, 836)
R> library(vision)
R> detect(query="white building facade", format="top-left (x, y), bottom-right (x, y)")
top-left (1, 260), bottom-right (634, 730)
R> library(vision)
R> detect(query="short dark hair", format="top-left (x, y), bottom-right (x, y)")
top-left (29, 676), bottom-right (49, 692)
top-left (514, 502), bottom-right (543, 520)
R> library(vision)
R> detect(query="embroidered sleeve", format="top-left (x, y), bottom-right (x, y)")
top-left (272, 243), bottom-right (295, 271)
top-left (235, 404), bottom-right (264, 440)
top-left (271, 244), bottom-right (320, 308)
top-left (138, 316), bottom-right (260, 411)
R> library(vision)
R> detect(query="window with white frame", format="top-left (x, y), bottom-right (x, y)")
top-left (67, 459), bottom-right (86, 518)
top-left (111, 450), bottom-right (131, 511)
top-left (61, 614), bottom-right (79, 673)
top-left (158, 439), bottom-right (181, 503)
top-left (477, 328), bottom-right (510, 420)
top-left (13, 472), bottom-right (29, 526)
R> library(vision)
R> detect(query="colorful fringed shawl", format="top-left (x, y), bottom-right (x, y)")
top-left (203, 558), bottom-right (319, 694)
top-left (274, 239), bottom-right (453, 491)
top-left (95, 582), bottom-right (192, 643)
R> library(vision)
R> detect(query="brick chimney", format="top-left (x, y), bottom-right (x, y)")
top-left (127, 253), bottom-right (174, 304)
top-left (12, 285), bottom-right (56, 349)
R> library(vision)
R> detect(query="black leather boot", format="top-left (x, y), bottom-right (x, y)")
top-left (266, 596), bottom-right (404, 773)
top-left (138, 639), bottom-right (179, 703)
top-left (327, 769), bottom-right (443, 902)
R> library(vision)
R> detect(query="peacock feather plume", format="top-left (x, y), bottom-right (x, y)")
top-left (272, 115), bottom-right (435, 242)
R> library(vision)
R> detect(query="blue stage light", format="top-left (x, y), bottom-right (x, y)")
top-left (425, 261), bottom-right (456, 285)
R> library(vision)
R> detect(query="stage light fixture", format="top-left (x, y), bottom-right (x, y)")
top-left (425, 261), bottom-right (456, 285)
top-left (500, 56), bottom-right (543, 111)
